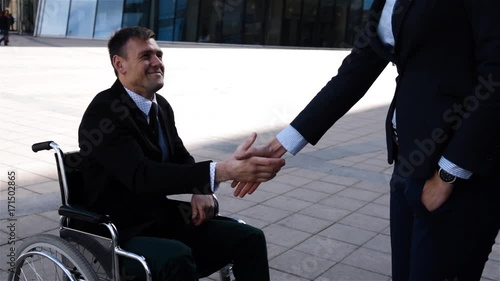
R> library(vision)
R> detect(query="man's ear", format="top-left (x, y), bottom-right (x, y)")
top-left (112, 55), bottom-right (127, 75)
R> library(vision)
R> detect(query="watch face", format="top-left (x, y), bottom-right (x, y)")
top-left (439, 169), bottom-right (456, 184)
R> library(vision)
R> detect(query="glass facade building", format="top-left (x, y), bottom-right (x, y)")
top-left (34, 0), bottom-right (375, 48)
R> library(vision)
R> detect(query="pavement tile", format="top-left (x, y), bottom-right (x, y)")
top-left (262, 196), bottom-right (313, 212)
top-left (0, 230), bottom-right (11, 246)
top-left (0, 244), bottom-right (18, 271)
top-left (320, 175), bottom-right (360, 187)
top-left (373, 194), bottom-right (391, 207)
top-left (274, 174), bottom-right (314, 187)
top-left (302, 181), bottom-right (347, 195)
top-left (237, 205), bottom-right (292, 223)
top-left (277, 213), bottom-right (333, 234)
top-left (363, 234), bottom-right (392, 254)
top-left (0, 185), bottom-right (39, 199)
top-left (8, 214), bottom-right (58, 239)
top-left (299, 204), bottom-right (351, 223)
top-left (270, 249), bottom-right (333, 280)
top-left (489, 243), bottom-right (500, 262)
top-left (38, 210), bottom-right (60, 222)
top-left (12, 161), bottom-right (58, 181)
top-left (262, 224), bottom-right (311, 248)
top-left (482, 259), bottom-right (500, 280)
top-left (285, 188), bottom-right (331, 203)
top-left (357, 203), bottom-right (390, 220)
top-left (337, 188), bottom-right (382, 202)
top-left (267, 242), bottom-right (288, 260)
top-left (288, 169), bottom-right (330, 180)
top-left (0, 270), bottom-right (10, 280)
top-left (237, 189), bottom-right (279, 204)
top-left (294, 235), bottom-right (358, 262)
top-left (319, 195), bottom-right (367, 212)
top-left (353, 180), bottom-right (390, 194)
top-left (316, 263), bottom-right (390, 281)
top-left (257, 181), bottom-right (298, 195)
top-left (339, 213), bottom-right (389, 233)
top-left (23, 180), bottom-right (60, 195)
top-left (215, 194), bottom-right (257, 213)
top-left (269, 268), bottom-right (309, 281)
top-left (351, 163), bottom-right (387, 173)
top-left (343, 247), bottom-right (392, 276)
top-left (319, 224), bottom-right (377, 246)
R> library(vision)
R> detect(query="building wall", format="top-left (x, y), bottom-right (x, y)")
top-left (35, 0), bottom-right (373, 48)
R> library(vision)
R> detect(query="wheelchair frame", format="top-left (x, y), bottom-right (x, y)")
top-left (9, 141), bottom-right (234, 281)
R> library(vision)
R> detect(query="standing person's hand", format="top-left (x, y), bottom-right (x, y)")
top-left (215, 133), bottom-right (286, 187)
top-left (231, 137), bottom-right (288, 197)
top-left (421, 171), bottom-right (454, 212)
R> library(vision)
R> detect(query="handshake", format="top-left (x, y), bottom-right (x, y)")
top-left (215, 132), bottom-right (288, 198)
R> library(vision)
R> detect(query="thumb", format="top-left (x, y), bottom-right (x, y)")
top-left (235, 132), bottom-right (257, 159)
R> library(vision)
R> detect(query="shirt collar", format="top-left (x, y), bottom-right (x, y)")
top-left (124, 87), bottom-right (157, 116)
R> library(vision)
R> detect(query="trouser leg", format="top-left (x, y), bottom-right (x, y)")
top-left (121, 236), bottom-right (198, 281)
top-left (389, 174), bottom-right (414, 281)
top-left (170, 217), bottom-right (270, 281)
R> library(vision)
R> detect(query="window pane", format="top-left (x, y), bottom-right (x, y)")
top-left (222, 0), bottom-right (244, 43)
top-left (94, 0), bottom-right (123, 38)
top-left (182, 0), bottom-right (199, 42)
top-left (39, 0), bottom-right (70, 36)
top-left (67, 0), bottom-right (97, 37)
top-left (300, 0), bottom-right (319, 46)
top-left (198, 0), bottom-right (221, 42)
top-left (244, 0), bottom-right (265, 44)
top-left (282, 0), bottom-right (301, 46)
top-left (122, 0), bottom-right (150, 27)
top-left (157, 0), bottom-right (174, 41)
top-left (265, 0), bottom-right (283, 45)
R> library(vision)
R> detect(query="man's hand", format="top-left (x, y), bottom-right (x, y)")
top-left (191, 194), bottom-right (215, 226)
top-left (215, 134), bottom-right (286, 193)
top-left (231, 137), bottom-right (288, 197)
top-left (421, 171), bottom-right (454, 212)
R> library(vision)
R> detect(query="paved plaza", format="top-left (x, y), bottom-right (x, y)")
top-left (0, 34), bottom-right (499, 280)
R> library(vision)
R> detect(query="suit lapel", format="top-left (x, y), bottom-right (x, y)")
top-left (156, 105), bottom-right (174, 158)
top-left (111, 81), bottom-right (163, 159)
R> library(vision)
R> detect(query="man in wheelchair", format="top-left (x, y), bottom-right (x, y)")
top-left (77, 26), bottom-right (285, 281)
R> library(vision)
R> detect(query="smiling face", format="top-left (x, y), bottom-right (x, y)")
top-left (113, 37), bottom-right (164, 99)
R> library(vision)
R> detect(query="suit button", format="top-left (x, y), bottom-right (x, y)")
top-left (486, 155), bottom-right (494, 161)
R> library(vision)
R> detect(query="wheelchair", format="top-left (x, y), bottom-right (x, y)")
top-left (9, 141), bottom-right (240, 281)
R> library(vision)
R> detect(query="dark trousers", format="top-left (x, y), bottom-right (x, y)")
top-left (390, 164), bottom-right (500, 281)
top-left (120, 202), bottom-right (270, 281)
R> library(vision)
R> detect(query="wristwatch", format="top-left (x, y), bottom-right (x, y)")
top-left (438, 168), bottom-right (457, 184)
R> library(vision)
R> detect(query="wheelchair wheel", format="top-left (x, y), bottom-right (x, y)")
top-left (9, 234), bottom-right (99, 281)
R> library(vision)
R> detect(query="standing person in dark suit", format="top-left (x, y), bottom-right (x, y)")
top-left (78, 26), bottom-right (284, 281)
top-left (234, 0), bottom-right (500, 280)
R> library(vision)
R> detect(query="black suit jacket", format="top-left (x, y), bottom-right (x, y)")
top-left (291, 0), bottom-right (500, 179)
top-left (78, 80), bottom-right (213, 240)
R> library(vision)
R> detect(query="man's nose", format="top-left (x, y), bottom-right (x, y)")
top-left (151, 55), bottom-right (163, 66)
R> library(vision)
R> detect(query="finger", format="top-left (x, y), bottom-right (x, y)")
top-left (237, 182), bottom-right (259, 198)
top-left (234, 182), bottom-right (249, 197)
top-left (247, 183), bottom-right (261, 195)
top-left (237, 132), bottom-right (257, 153)
top-left (231, 180), bottom-right (239, 188)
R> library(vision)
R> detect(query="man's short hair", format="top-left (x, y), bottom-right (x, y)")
top-left (108, 26), bottom-right (156, 74)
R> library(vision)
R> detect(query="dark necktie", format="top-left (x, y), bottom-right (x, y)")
top-left (149, 102), bottom-right (159, 141)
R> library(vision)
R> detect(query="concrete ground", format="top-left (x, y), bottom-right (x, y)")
top-left (0, 34), bottom-right (499, 281)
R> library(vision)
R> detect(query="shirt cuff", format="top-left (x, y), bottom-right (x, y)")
top-left (276, 125), bottom-right (308, 155)
top-left (210, 162), bottom-right (220, 192)
top-left (438, 157), bottom-right (473, 179)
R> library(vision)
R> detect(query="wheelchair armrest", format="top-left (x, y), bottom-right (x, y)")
top-left (59, 205), bottom-right (110, 224)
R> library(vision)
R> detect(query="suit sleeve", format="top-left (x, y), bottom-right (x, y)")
top-left (79, 99), bottom-right (213, 196)
top-left (442, 0), bottom-right (500, 174)
top-left (290, 24), bottom-right (390, 145)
